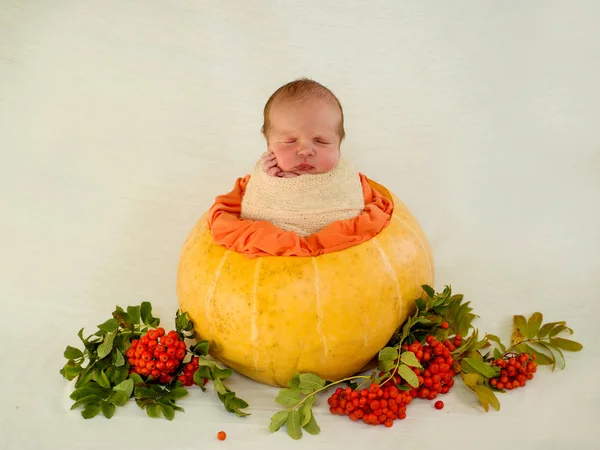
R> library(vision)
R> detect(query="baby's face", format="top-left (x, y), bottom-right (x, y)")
top-left (265, 97), bottom-right (342, 174)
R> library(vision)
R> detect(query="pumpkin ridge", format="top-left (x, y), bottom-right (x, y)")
top-left (392, 213), bottom-right (434, 282)
top-left (371, 236), bottom-right (403, 323)
top-left (251, 258), bottom-right (263, 371)
top-left (206, 250), bottom-right (230, 339)
top-left (311, 258), bottom-right (327, 363)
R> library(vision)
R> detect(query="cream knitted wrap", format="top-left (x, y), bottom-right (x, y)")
top-left (240, 154), bottom-right (366, 236)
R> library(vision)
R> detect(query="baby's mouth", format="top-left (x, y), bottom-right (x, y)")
top-left (294, 164), bottom-right (314, 171)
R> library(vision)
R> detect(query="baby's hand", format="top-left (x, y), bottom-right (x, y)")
top-left (261, 152), bottom-right (299, 178)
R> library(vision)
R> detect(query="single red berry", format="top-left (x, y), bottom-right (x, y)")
top-left (441, 321), bottom-right (449, 329)
top-left (434, 400), bottom-right (444, 410)
top-left (217, 431), bottom-right (226, 441)
top-left (148, 330), bottom-right (158, 340)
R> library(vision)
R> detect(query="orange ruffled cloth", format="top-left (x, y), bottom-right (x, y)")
top-left (207, 173), bottom-right (394, 258)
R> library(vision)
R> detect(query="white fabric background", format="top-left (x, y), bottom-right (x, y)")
top-left (1, 1), bottom-right (599, 449)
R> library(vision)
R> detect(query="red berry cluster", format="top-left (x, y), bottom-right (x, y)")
top-left (328, 384), bottom-right (411, 427)
top-left (400, 333), bottom-right (461, 401)
top-left (178, 356), bottom-right (205, 386)
top-left (327, 332), bottom-right (461, 427)
top-left (126, 328), bottom-right (187, 384)
top-left (489, 353), bottom-right (537, 390)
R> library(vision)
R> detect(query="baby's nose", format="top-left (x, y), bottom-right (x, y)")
top-left (297, 144), bottom-right (315, 156)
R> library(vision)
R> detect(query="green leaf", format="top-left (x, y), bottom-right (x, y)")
top-left (97, 332), bottom-right (116, 360)
top-left (160, 404), bottom-right (175, 420)
top-left (513, 315), bottom-right (528, 336)
top-left (269, 411), bottom-right (289, 432)
top-left (97, 319), bottom-right (119, 333)
top-left (415, 299), bottom-right (426, 311)
top-left (70, 384), bottom-right (105, 401)
top-left (462, 358), bottom-right (499, 379)
top-left (526, 312), bottom-right (543, 339)
top-left (77, 328), bottom-right (94, 353)
top-left (493, 348), bottom-right (502, 359)
top-left (549, 325), bottom-right (574, 337)
top-left (275, 388), bottom-right (302, 407)
top-left (64, 345), bottom-right (84, 360)
top-left (472, 385), bottom-right (500, 412)
top-left (113, 349), bottom-right (125, 367)
top-left (213, 377), bottom-right (228, 395)
top-left (485, 334), bottom-right (506, 352)
top-left (108, 390), bottom-right (129, 407)
top-left (191, 340), bottom-right (210, 356)
top-left (127, 306), bottom-right (141, 326)
top-left (112, 307), bottom-right (132, 330)
top-left (71, 395), bottom-right (101, 410)
top-left (60, 362), bottom-right (83, 381)
top-left (298, 373), bottom-right (326, 393)
top-left (146, 403), bottom-right (161, 418)
top-left (549, 337), bottom-right (583, 352)
top-left (75, 367), bottom-right (95, 388)
top-left (378, 346), bottom-right (398, 372)
top-left (301, 395), bottom-right (316, 427)
top-left (287, 373), bottom-right (301, 389)
top-left (398, 364), bottom-right (419, 388)
top-left (95, 369), bottom-right (111, 389)
top-left (135, 387), bottom-right (158, 399)
top-left (537, 321), bottom-right (563, 338)
top-left (400, 351), bottom-right (423, 369)
top-left (458, 312), bottom-right (478, 338)
top-left (140, 302), bottom-right (160, 327)
top-left (422, 285), bottom-right (435, 298)
top-left (81, 403), bottom-right (102, 419)
top-left (303, 414), bottom-right (320, 435)
top-left (286, 409), bottom-right (302, 440)
top-left (552, 346), bottom-right (566, 370)
top-left (221, 394), bottom-right (250, 417)
top-left (113, 366), bottom-right (129, 385)
top-left (462, 373), bottom-right (480, 387)
top-left (212, 367), bottom-right (233, 380)
top-left (100, 400), bottom-right (116, 418)
top-left (194, 367), bottom-right (211, 385)
top-left (167, 387), bottom-right (189, 400)
top-left (379, 346), bottom-right (398, 362)
top-left (196, 358), bottom-right (217, 370)
top-left (454, 301), bottom-right (472, 329)
top-left (114, 379), bottom-right (134, 398)
top-left (176, 310), bottom-right (192, 333)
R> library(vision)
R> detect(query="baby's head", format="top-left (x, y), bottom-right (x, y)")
top-left (261, 78), bottom-right (345, 174)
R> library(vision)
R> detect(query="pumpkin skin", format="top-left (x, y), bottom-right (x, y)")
top-left (176, 180), bottom-right (434, 387)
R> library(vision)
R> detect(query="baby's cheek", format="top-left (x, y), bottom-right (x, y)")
top-left (272, 149), bottom-right (297, 171)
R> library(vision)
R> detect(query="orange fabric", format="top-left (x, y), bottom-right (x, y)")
top-left (207, 173), bottom-right (394, 258)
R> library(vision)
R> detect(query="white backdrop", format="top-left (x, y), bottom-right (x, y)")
top-left (1, 1), bottom-right (599, 449)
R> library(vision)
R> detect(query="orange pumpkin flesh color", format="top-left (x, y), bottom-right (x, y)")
top-left (177, 178), bottom-right (434, 387)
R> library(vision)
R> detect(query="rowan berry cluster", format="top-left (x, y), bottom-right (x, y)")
top-left (178, 356), bottom-right (203, 386)
top-left (126, 328), bottom-right (187, 384)
top-left (327, 332), bottom-right (462, 426)
top-left (489, 353), bottom-right (537, 390)
top-left (327, 383), bottom-right (411, 427)
top-left (402, 333), bottom-right (461, 401)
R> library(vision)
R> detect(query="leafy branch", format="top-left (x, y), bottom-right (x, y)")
top-left (61, 302), bottom-right (250, 420)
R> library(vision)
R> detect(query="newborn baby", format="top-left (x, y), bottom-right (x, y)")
top-left (240, 78), bottom-right (366, 236)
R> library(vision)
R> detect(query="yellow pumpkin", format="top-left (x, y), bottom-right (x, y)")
top-left (176, 179), bottom-right (434, 387)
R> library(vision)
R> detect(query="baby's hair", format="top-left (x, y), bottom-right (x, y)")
top-left (261, 78), bottom-right (345, 140)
